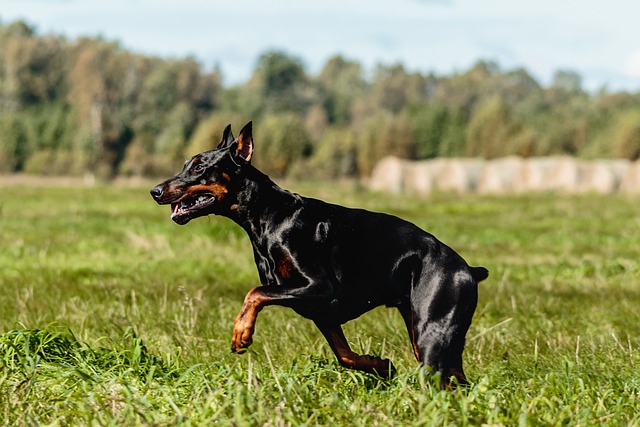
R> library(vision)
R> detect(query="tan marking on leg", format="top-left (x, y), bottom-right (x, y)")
top-left (320, 325), bottom-right (393, 377)
top-left (231, 287), bottom-right (267, 353)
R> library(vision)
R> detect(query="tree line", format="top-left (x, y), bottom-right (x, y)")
top-left (1, 19), bottom-right (639, 180)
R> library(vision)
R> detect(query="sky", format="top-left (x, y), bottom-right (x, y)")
top-left (1, 0), bottom-right (639, 92)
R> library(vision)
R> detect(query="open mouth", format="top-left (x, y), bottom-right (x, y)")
top-left (170, 193), bottom-right (216, 224)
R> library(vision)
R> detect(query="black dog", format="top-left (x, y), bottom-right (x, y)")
top-left (150, 122), bottom-right (488, 388)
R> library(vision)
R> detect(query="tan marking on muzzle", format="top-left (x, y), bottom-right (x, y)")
top-left (182, 183), bottom-right (228, 201)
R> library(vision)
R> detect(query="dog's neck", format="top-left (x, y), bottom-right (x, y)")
top-left (227, 165), bottom-right (303, 239)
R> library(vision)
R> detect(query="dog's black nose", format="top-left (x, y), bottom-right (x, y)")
top-left (150, 185), bottom-right (163, 200)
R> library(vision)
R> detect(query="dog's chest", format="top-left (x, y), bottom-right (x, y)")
top-left (251, 237), bottom-right (300, 287)
top-left (249, 218), bottom-right (332, 287)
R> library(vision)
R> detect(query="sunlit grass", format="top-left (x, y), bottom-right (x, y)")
top-left (1, 182), bottom-right (639, 425)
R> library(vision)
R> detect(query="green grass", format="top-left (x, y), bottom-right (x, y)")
top-left (1, 181), bottom-right (639, 426)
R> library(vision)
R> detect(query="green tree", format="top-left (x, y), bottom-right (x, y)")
top-left (182, 111), bottom-right (252, 159)
top-left (317, 55), bottom-right (366, 125)
top-left (466, 96), bottom-right (521, 158)
top-left (356, 111), bottom-right (416, 175)
top-left (310, 127), bottom-right (358, 179)
top-left (152, 102), bottom-right (195, 165)
top-left (0, 21), bottom-right (67, 110)
top-left (432, 60), bottom-right (499, 113)
top-left (67, 38), bottom-right (131, 177)
top-left (438, 108), bottom-right (467, 157)
top-left (369, 63), bottom-right (426, 113)
top-left (240, 50), bottom-right (312, 116)
top-left (613, 109), bottom-right (640, 160)
top-left (409, 103), bottom-right (451, 159)
top-left (552, 69), bottom-right (582, 93)
top-left (3, 18), bottom-right (640, 180)
top-left (0, 113), bottom-right (28, 172)
top-left (254, 113), bottom-right (312, 177)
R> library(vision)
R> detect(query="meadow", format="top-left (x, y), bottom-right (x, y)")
top-left (0, 180), bottom-right (639, 426)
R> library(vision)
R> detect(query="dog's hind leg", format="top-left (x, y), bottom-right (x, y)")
top-left (413, 318), bottom-right (471, 389)
top-left (410, 268), bottom-right (478, 389)
top-left (314, 321), bottom-right (395, 378)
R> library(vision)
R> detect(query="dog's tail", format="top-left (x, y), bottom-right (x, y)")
top-left (470, 266), bottom-right (489, 283)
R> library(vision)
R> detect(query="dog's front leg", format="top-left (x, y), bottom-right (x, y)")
top-left (231, 285), bottom-right (329, 353)
top-left (231, 287), bottom-right (265, 353)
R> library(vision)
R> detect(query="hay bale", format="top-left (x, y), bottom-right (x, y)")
top-left (368, 156), bottom-right (406, 194)
top-left (476, 156), bottom-right (524, 195)
top-left (544, 156), bottom-right (582, 192)
top-left (402, 159), bottom-right (442, 196)
top-left (620, 160), bottom-right (640, 194)
top-left (369, 155), bottom-right (636, 195)
top-left (434, 159), bottom-right (485, 193)
top-left (513, 157), bottom-right (555, 193)
top-left (577, 160), bottom-right (630, 194)
top-left (512, 156), bottom-right (581, 193)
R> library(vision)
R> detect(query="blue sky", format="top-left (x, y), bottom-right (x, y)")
top-left (1, 0), bottom-right (639, 91)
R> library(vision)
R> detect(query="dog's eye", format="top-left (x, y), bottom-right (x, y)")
top-left (192, 164), bottom-right (205, 175)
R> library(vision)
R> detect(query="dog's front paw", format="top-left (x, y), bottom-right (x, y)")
top-left (231, 324), bottom-right (254, 354)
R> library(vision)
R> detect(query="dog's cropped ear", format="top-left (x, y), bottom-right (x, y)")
top-left (217, 124), bottom-right (235, 149)
top-left (232, 121), bottom-right (253, 163)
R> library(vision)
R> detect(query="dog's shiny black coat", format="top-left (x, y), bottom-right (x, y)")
top-left (151, 122), bottom-right (488, 388)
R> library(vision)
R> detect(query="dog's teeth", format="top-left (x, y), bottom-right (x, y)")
top-left (170, 195), bottom-right (214, 220)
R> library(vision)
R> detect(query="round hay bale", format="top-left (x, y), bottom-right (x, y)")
top-left (577, 160), bottom-right (630, 194)
top-left (402, 159), bottom-right (442, 196)
top-left (545, 156), bottom-right (581, 192)
top-left (513, 157), bottom-right (555, 193)
top-left (368, 156), bottom-right (406, 194)
top-left (476, 156), bottom-right (524, 195)
top-left (620, 160), bottom-right (640, 194)
top-left (434, 159), bottom-right (485, 193)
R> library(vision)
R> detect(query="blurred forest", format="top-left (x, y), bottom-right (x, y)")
top-left (1, 19), bottom-right (639, 180)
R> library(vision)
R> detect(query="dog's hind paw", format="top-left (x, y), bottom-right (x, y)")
top-left (356, 355), bottom-right (395, 379)
top-left (373, 358), bottom-right (396, 379)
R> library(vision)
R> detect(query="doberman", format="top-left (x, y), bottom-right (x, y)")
top-left (150, 122), bottom-right (488, 388)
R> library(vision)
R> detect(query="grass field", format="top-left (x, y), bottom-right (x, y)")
top-left (1, 180), bottom-right (639, 426)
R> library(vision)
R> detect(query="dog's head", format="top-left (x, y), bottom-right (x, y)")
top-left (150, 121), bottom-right (254, 224)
